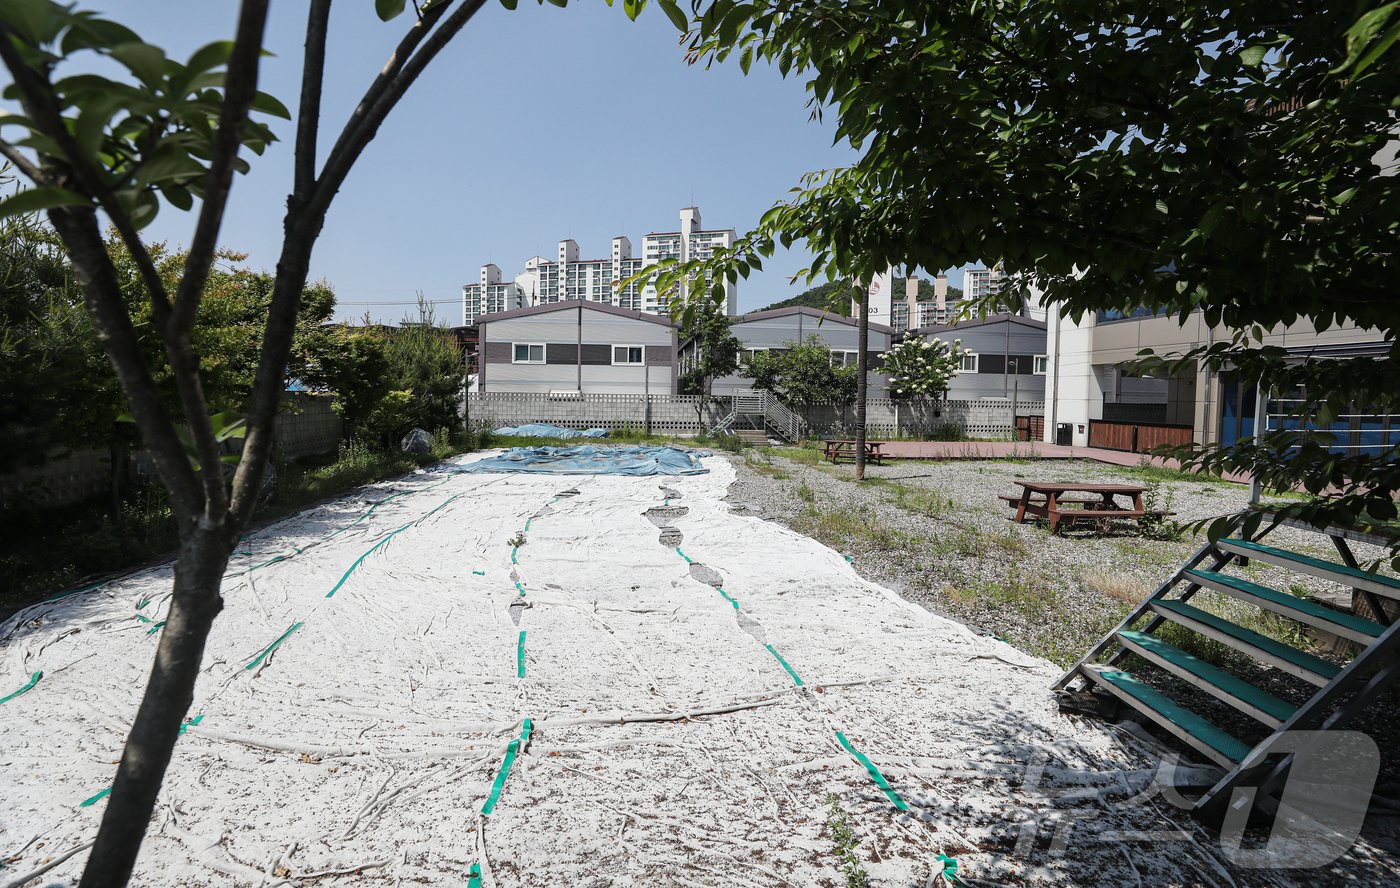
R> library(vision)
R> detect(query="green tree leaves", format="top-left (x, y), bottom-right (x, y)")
top-left (0, 1), bottom-right (286, 227)
top-left (744, 334), bottom-right (859, 414)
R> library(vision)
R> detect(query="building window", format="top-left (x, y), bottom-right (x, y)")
top-left (1033, 355), bottom-right (1048, 375)
top-left (612, 345), bottom-right (644, 365)
top-left (513, 343), bottom-right (544, 364)
top-left (959, 352), bottom-right (979, 373)
top-left (829, 350), bottom-right (858, 368)
top-left (738, 347), bottom-right (767, 363)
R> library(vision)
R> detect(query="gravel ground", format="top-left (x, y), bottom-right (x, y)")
top-left (721, 446), bottom-right (1383, 662)
top-left (720, 444), bottom-right (1400, 785)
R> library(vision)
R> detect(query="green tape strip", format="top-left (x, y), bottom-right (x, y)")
top-left (472, 570), bottom-right (486, 576)
top-left (765, 645), bottom-right (803, 686)
top-left (79, 714), bottom-right (207, 810)
top-left (145, 620), bottom-right (166, 636)
top-left (80, 786), bottom-right (111, 808)
top-left (937, 853), bottom-right (960, 884)
top-left (324, 493), bottom-right (463, 598)
top-left (516, 631), bottom-right (527, 678)
top-left (326, 532), bottom-right (399, 598)
top-left (45, 580), bottom-right (105, 603)
top-left (480, 718), bottom-right (533, 816)
top-left (511, 547), bottom-right (518, 564)
top-left (225, 489), bottom-right (423, 580)
top-left (524, 518), bottom-right (532, 531)
top-left (0, 671), bottom-right (41, 705)
top-left (716, 587), bottom-right (740, 609)
top-left (514, 581), bottom-right (526, 596)
top-left (675, 547), bottom-right (692, 564)
top-left (245, 621), bottom-right (303, 671)
top-left (835, 730), bottom-right (908, 811)
top-left (467, 863), bottom-right (482, 888)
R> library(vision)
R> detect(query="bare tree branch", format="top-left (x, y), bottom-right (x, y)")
top-left (314, 0), bottom-right (452, 199)
top-left (294, 0), bottom-right (334, 202)
top-left (0, 137), bottom-right (47, 182)
top-left (312, 0), bottom-right (494, 218)
top-left (43, 206), bottom-right (204, 520)
top-left (170, 0), bottom-right (272, 337)
top-left (231, 0), bottom-right (489, 524)
top-left (147, 0), bottom-right (273, 518)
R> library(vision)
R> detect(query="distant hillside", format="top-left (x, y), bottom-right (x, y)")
top-left (757, 277), bottom-right (962, 315)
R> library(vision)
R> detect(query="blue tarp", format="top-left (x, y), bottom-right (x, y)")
top-left (452, 445), bottom-right (709, 476)
top-left (494, 423), bottom-right (609, 439)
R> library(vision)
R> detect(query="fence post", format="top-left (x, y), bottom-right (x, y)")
top-left (645, 395), bottom-right (652, 437)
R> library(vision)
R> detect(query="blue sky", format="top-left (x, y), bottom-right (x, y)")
top-left (105, 2), bottom-right (966, 321)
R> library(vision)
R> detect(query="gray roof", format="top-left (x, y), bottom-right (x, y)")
top-left (735, 305), bottom-right (895, 334)
top-left (476, 300), bottom-right (677, 328)
top-left (911, 313), bottom-right (1047, 337)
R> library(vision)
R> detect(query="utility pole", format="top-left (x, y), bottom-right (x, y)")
top-left (855, 279), bottom-right (870, 481)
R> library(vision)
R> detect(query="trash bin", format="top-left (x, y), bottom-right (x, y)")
top-left (1055, 423), bottom-right (1073, 446)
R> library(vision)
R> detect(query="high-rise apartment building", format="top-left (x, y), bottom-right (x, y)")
top-left (963, 266), bottom-right (1002, 304)
top-left (461, 206), bottom-right (737, 326)
top-left (461, 264), bottom-right (527, 327)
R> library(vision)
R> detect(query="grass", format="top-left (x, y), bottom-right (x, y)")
top-left (0, 429), bottom-right (478, 617)
top-left (747, 446), bottom-right (1339, 671)
top-left (824, 794), bottom-right (871, 888)
top-left (1080, 567), bottom-right (1152, 605)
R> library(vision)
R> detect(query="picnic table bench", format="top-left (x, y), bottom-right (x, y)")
top-left (1003, 480), bottom-right (1160, 534)
top-left (823, 439), bottom-right (886, 464)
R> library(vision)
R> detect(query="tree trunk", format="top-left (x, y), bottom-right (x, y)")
top-left (78, 525), bottom-right (233, 887)
top-left (855, 283), bottom-right (870, 481)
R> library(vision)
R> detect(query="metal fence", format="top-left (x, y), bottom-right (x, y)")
top-left (468, 391), bottom-right (1045, 440)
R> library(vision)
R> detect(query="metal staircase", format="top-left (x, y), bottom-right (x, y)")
top-left (708, 392), bottom-right (808, 443)
top-left (1056, 515), bottom-right (1400, 818)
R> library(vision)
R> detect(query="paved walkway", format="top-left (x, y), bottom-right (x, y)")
top-left (874, 439), bottom-right (1254, 483)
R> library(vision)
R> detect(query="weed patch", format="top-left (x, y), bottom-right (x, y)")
top-left (824, 794), bottom-right (871, 888)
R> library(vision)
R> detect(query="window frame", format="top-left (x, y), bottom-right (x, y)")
top-left (958, 351), bottom-right (979, 374)
top-left (1032, 355), bottom-right (1048, 375)
top-left (611, 344), bottom-right (645, 366)
top-left (829, 349), bottom-right (859, 368)
top-left (512, 342), bottom-right (545, 364)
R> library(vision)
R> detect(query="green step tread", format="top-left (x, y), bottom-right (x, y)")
top-left (1152, 599), bottom-right (1341, 680)
top-left (1117, 630), bottom-right (1297, 723)
top-left (1221, 537), bottom-right (1400, 593)
top-left (1186, 569), bottom-right (1385, 638)
top-left (1095, 669), bottom-right (1251, 763)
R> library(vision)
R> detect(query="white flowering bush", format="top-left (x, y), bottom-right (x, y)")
top-left (880, 332), bottom-right (964, 400)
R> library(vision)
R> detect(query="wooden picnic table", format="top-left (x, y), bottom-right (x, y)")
top-left (1003, 480), bottom-right (1148, 533)
top-left (823, 439), bottom-right (886, 464)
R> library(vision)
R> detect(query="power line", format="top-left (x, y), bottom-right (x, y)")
top-left (335, 298), bottom-right (462, 306)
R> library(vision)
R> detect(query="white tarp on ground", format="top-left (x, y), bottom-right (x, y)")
top-left (2, 452), bottom-right (1385, 886)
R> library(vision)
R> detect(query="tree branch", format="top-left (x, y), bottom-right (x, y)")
top-left (44, 206), bottom-right (204, 521)
top-left (0, 23), bottom-right (174, 327)
top-left (312, 0), bottom-right (489, 218)
top-left (0, 137), bottom-right (47, 182)
top-left (156, 0), bottom-right (271, 519)
top-left (170, 0), bottom-right (271, 337)
top-left (231, 0), bottom-right (489, 525)
top-left (294, 0), bottom-right (334, 202)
